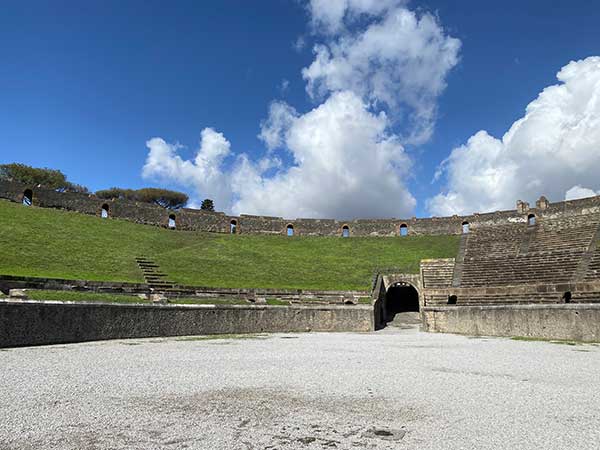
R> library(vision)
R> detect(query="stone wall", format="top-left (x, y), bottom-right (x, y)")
top-left (423, 304), bottom-right (600, 343)
top-left (4, 179), bottom-right (600, 236)
top-left (0, 300), bottom-right (374, 348)
top-left (0, 275), bottom-right (368, 305)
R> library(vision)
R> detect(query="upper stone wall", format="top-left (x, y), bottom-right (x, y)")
top-left (2, 179), bottom-right (600, 237)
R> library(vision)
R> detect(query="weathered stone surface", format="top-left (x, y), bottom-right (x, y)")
top-left (423, 304), bottom-right (600, 342)
top-left (0, 274), bottom-right (369, 305)
top-left (149, 293), bottom-right (168, 303)
top-left (363, 427), bottom-right (406, 441)
top-left (0, 301), bottom-right (374, 348)
top-left (8, 289), bottom-right (27, 299)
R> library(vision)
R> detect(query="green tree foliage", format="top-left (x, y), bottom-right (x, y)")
top-left (200, 198), bottom-right (215, 211)
top-left (136, 188), bottom-right (188, 210)
top-left (65, 183), bottom-right (89, 194)
top-left (0, 163), bottom-right (88, 193)
top-left (96, 187), bottom-right (137, 201)
top-left (97, 187), bottom-right (189, 210)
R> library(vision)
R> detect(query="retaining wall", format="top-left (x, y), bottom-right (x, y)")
top-left (0, 300), bottom-right (374, 348)
top-left (423, 304), bottom-right (600, 342)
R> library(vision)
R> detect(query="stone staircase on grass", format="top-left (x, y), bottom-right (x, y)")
top-left (135, 257), bottom-right (176, 293)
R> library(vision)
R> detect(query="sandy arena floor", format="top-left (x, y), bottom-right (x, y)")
top-left (1, 323), bottom-right (600, 450)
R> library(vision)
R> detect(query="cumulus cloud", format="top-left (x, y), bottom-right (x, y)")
top-left (258, 101), bottom-right (298, 150)
top-left (303, 3), bottom-right (461, 143)
top-left (233, 91), bottom-right (415, 219)
top-left (141, 1), bottom-right (460, 218)
top-left (307, 0), bottom-right (407, 34)
top-left (428, 57), bottom-right (600, 216)
top-left (565, 185), bottom-right (599, 201)
top-left (142, 128), bottom-right (232, 209)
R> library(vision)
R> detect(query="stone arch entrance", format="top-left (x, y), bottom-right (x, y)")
top-left (383, 281), bottom-right (419, 324)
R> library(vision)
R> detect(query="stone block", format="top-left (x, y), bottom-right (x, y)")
top-left (149, 293), bottom-right (168, 304)
top-left (8, 289), bottom-right (28, 299)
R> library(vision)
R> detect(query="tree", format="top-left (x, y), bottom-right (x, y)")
top-left (135, 188), bottom-right (188, 210)
top-left (96, 187), bottom-right (137, 200)
top-left (200, 198), bottom-right (215, 211)
top-left (0, 163), bottom-right (88, 193)
top-left (95, 187), bottom-right (188, 209)
top-left (0, 163), bottom-right (66, 189)
top-left (64, 182), bottom-right (89, 194)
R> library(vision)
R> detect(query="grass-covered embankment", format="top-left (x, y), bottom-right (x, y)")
top-left (0, 200), bottom-right (459, 290)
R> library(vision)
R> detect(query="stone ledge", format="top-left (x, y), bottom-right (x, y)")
top-left (0, 299), bottom-right (372, 311)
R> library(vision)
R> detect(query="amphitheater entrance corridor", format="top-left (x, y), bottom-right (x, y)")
top-left (383, 282), bottom-right (420, 326)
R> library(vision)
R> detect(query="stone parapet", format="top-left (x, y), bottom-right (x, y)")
top-left (423, 303), bottom-right (600, 343)
top-left (0, 300), bottom-right (374, 348)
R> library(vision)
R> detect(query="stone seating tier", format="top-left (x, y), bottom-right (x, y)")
top-left (459, 214), bottom-right (600, 288)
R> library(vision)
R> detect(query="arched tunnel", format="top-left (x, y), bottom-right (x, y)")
top-left (378, 282), bottom-right (420, 328)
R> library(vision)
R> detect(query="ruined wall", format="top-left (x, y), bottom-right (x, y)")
top-left (0, 300), bottom-right (374, 348)
top-left (0, 275), bottom-right (368, 305)
top-left (423, 304), bottom-right (600, 343)
top-left (4, 179), bottom-right (599, 236)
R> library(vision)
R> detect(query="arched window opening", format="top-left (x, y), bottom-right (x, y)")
top-left (230, 219), bottom-right (237, 234)
top-left (563, 291), bottom-right (572, 304)
top-left (462, 221), bottom-right (469, 234)
top-left (286, 224), bottom-right (294, 237)
top-left (22, 189), bottom-right (33, 206)
top-left (448, 295), bottom-right (458, 305)
top-left (400, 224), bottom-right (408, 237)
top-left (168, 214), bottom-right (176, 229)
top-left (342, 225), bottom-right (350, 238)
top-left (101, 204), bottom-right (109, 219)
top-left (527, 214), bottom-right (536, 226)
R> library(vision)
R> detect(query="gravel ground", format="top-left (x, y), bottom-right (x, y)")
top-left (1, 323), bottom-right (600, 450)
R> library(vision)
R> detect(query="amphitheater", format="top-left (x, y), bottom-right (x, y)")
top-left (1, 179), bottom-right (600, 449)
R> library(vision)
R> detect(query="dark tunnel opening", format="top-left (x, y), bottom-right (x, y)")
top-left (383, 283), bottom-right (420, 325)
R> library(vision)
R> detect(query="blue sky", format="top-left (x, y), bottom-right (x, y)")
top-left (2, 1), bottom-right (600, 218)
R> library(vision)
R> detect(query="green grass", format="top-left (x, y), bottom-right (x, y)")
top-left (0, 200), bottom-right (459, 290)
top-left (266, 298), bottom-right (290, 306)
top-left (26, 290), bottom-right (148, 304)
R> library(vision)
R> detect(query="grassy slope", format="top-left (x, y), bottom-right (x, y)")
top-left (0, 200), bottom-right (459, 290)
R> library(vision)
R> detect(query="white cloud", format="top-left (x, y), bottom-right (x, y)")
top-left (279, 79), bottom-right (290, 94)
top-left (308, 0), bottom-right (407, 34)
top-left (232, 91), bottom-right (415, 219)
top-left (565, 185), bottom-right (599, 201)
top-left (428, 57), bottom-right (600, 216)
top-left (258, 101), bottom-right (298, 150)
top-left (141, 1), bottom-right (460, 218)
top-left (303, 3), bottom-right (461, 143)
top-left (142, 128), bottom-right (232, 209)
